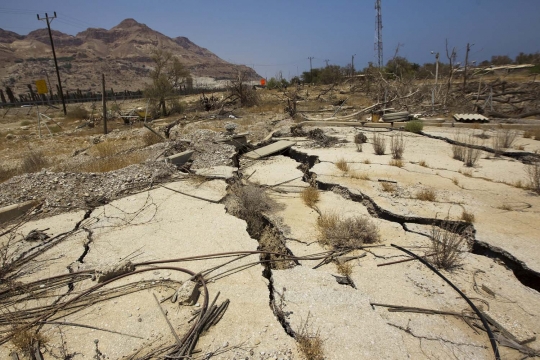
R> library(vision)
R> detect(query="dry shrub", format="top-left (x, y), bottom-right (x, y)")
top-left (523, 129), bottom-right (533, 138)
top-left (464, 146), bottom-right (481, 167)
top-left (350, 171), bottom-right (370, 180)
top-left (389, 159), bottom-right (403, 168)
top-left (335, 158), bottom-right (350, 172)
top-left (498, 129), bottom-right (518, 148)
top-left (363, 159), bottom-right (371, 164)
top-left (226, 183), bottom-right (272, 237)
top-left (228, 72), bottom-right (260, 107)
top-left (317, 212), bottom-right (380, 249)
top-left (404, 120), bottom-right (423, 133)
top-left (307, 128), bottom-right (339, 147)
top-left (354, 132), bottom-right (367, 151)
top-left (94, 141), bottom-right (118, 158)
top-left (461, 210), bottom-right (475, 223)
top-left (381, 182), bottom-right (396, 192)
top-left (142, 130), bottom-right (163, 146)
top-left (528, 161), bottom-right (540, 194)
top-left (66, 107), bottom-right (89, 120)
top-left (499, 203), bottom-right (512, 211)
top-left (390, 133), bottom-right (405, 159)
top-left (301, 186), bottom-right (320, 208)
top-left (296, 313), bottom-right (324, 360)
top-left (11, 327), bottom-right (48, 355)
top-left (419, 160), bottom-right (428, 167)
top-left (452, 132), bottom-right (466, 161)
top-left (336, 262), bottom-right (353, 276)
top-left (513, 180), bottom-right (524, 189)
top-left (0, 164), bottom-right (18, 183)
top-left (459, 168), bottom-right (473, 177)
top-left (452, 177), bottom-right (459, 186)
top-left (20, 150), bottom-right (48, 174)
top-left (430, 221), bottom-right (467, 270)
top-left (416, 188), bottom-right (436, 202)
top-left (372, 133), bottom-right (386, 155)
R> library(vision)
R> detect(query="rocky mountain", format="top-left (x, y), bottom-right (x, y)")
top-left (0, 18), bottom-right (259, 94)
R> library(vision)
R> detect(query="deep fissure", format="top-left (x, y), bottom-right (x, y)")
top-left (285, 147), bottom-right (540, 292)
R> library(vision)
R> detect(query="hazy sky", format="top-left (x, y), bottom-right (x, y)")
top-left (1, 0), bottom-right (539, 79)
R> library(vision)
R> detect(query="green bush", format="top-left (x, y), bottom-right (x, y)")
top-left (404, 120), bottom-right (424, 133)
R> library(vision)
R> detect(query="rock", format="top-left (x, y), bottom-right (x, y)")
top-left (171, 281), bottom-right (200, 306)
top-left (5, 133), bottom-right (14, 140)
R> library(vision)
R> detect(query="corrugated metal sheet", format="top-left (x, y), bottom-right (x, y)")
top-left (453, 114), bottom-right (489, 122)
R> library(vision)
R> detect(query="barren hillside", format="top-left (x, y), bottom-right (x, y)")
top-left (0, 18), bottom-right (259, 93)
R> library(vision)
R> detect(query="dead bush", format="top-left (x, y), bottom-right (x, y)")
top-left (20, 150), bottom-right (48, 174)
top-left (94, 141), bottom-right (118, 158)
top-left (419, 160), bottom-right (428, 167)
top-left (390, 133), bottom-right (405, 159)
top-left (308, 128), bottom-right (339, 147)
top-left (296, 313), bottom-right (325, 360)
top-left (301, 186), bottom-right (320, 208)
top-left (528, 161), bottom-right (540, 194)
top-left (226, 183), bottom-right (272, 237)
top-left (335, 158), bottom-right (350, 172)
top-left (336, 262), bottom-right (353, 276)
top-left (66, 107), bottom-right (89, 120)
top-left (461, 210), bottom-right (475, 223)
top-left (381, 182), bottom-right (396, 192)
top-left (372, 133), bottom-right (386, 155)
top-left (228, 72), bottom-right (260, 107)
top-left (354, 132), bottom-right (367, 152)
top-left (317, 212), bottom-right (380, 249)
top-left (430, 221), bottom-right (467, 270)
top-left (452, 144), bottom-right (466, 161)
top-left (142, 130), bottom-right (163, 146)
top-left (11, 327), bottom-right (48, 356)
top-left (464, 145), bottom-right (481, 167)
top-left (416, 188), bottom-right (436, 202)
top-left (389, 159), bottom-right (403, 168)
top-left (493, 129), bottom-right (518, 156)
top-left (523, 129), bottom-right (533, 138)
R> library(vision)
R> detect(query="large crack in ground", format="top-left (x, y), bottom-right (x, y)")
top-left (286, 147), bottom-right (540, 292)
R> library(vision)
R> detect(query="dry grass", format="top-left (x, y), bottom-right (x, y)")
top-left (461, 210), bottom-right (475, 223)
top-left (389, 159), bottom-right (403, 168)
top-left (381, 182), bottom-right (396, 192)
top-left (523, 129), bottom-right (534, 138)
top-left (20, 150), bottom-right (48, 174)
top-left (301, 187), bottom-right (320, 208)
top-left (66, 107), bottom-right (89, 120)
top-left (430, 221), bottom-right (467, 270)
top-left (419, 160), bottom-right (428, 168)
top-left (390, 133), bottom-right (405, 159)
top-left (527, 161), bottom-right (540, 194)
top-left (317, 212), bottom-right (380, 249)
top-left (513, 180), bottom-right (524, 189)
top-left (336, 262), bottom-right (353, 276)
top-left (11, 327), bottom-right (48, 355)
top-left (363, 159), bottom-right (371, 164)
top-left (296, 313), bottom-right (324, 360)
top-left (452, 177), bottom-right (459, 186)
top-left (372, 133), bottom-right (386, 155)
top-left (335, 158), bottom-right (350, 172)
top-left (142, 130), bottom-right (163, 146)
top-left (350, 171), bottom-right (370, 180)
top-left (94, 141), bottom-right (118, 158)
top-left (416, 188), bottom-right (437, 202)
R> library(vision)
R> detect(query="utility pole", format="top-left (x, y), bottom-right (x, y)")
top-left (102, 74), bottom-right (107, 134)
top-left (308, 56), bottom-right (314, 83)
top-left (324, 59), bottom-right (330, 68)
top-left (431, 51), bottom-right (440, 86)
top-left (37, 12), bottom-right (66, 115)
top-left (463, 43), bottom-right (473, 89)
top-left (374, 0), bottom-right (383, 68)
top-left (351, 54), bottom-right (356, 77)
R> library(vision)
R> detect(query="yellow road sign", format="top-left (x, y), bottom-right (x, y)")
top-left (35, 79), bottom-right (48, 94)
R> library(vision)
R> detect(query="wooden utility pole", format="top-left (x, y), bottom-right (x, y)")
top-left (102, 74), bottom-right (107, 134)
top-left (308, 57), bottom-right (314, 83)
top-left (37, 12), bottom-right (66, 115)
top-left (351, 54), bottom-right (356, 77)
top-left (463, 43), bottom-right (473, 89)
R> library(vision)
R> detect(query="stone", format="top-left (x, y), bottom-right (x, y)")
top-left (172, 281), bottom-right (200, 306)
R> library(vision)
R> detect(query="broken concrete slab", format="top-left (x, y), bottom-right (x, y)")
top-left (0, 200), bottom-right (38, 224)
top-left (167, 149), bottom-right (194, 166)
top-left (215, 132), bottom-right (249, 150)
top-left (243, 155), bottom-right (306, 191)
top-left (194, 166), bottom-right (238, 180)
top-left (243, 140), bottom-right (296, 160)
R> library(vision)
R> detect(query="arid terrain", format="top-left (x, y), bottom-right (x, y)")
top-left (1, 74), bottom-right (540, 360)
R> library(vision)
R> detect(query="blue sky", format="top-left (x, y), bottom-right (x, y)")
top-left (1, 0), bottom-right (539, 79)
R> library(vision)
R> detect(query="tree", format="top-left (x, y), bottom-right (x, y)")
top-left (145, 49), bottom-right (191, 117)
top-left (490, 55), bottom-right (513, 66)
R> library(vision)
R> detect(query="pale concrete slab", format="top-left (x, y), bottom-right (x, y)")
top-left (244, 140), bottom-right (296, 160)
top-left (167, 149), bottom-right (194, 166)
top-left (0, 200), bottom-right (38, 224)
top-left (243, 155), bottom-right (306, 192)
top-left (194, 166), bottom-right (238, 180)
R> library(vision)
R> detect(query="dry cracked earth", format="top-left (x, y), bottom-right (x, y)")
top-left (1, 123), bottom-right (540, 360)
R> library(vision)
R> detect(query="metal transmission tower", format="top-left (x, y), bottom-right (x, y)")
top-left (374, 0), bottom-right (383, 68)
